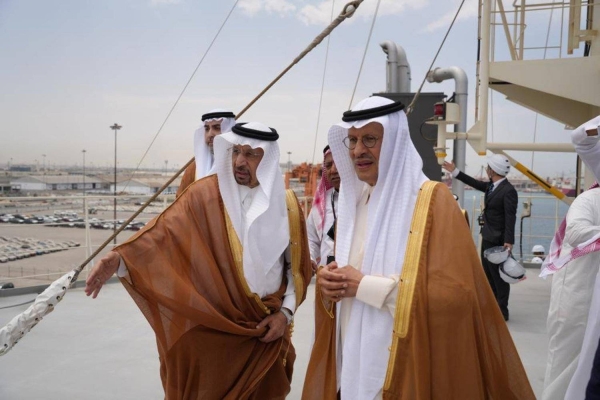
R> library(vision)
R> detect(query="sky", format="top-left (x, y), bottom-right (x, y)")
top-left (0, 0), bottom-right (584, 178)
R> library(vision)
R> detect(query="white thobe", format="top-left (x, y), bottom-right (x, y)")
top-left (306, 188), bottom-right (337, 265)
top-left (543, 189), bottom-right (600, 400)
top-left (238, 185), bottom-right (296, 313)
top-left (336, 184), bottom-right (399, 398)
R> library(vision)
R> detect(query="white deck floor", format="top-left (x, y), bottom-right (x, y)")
top-left (0, 273), bottom-right (551, 399)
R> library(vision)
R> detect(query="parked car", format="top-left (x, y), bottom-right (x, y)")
top-left (0, 282), bottom-right (14, 289)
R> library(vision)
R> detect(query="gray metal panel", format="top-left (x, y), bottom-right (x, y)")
top-left (375, 92), bottom-right (445, 181)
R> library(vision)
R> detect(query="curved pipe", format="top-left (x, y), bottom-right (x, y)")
top-left (380, 41), bottom-right (398, 92)
top-left (380, 41), bottom-right (411, 92)
top-left (394, 43), bottom-right (411, 92)
top-left (426, 66), bottom-right (469, 206)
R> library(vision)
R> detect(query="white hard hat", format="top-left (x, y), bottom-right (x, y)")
top-left (532, 244), bottom-right (545, 253)
top-left (487, 154), bottom-right (511, 176)
top-left (484, 246), bottom-right (510, 264)
top-left (531, 256), bottom-right (543, 264)
top-left (500, 257), bottom-right (526, 284)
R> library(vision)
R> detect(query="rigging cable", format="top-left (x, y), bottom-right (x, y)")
top-left (121, 0), bottom-right (240, 192)
top-left (311, 0), bottom-right (336, 165)
top-left (348, 0), bottom-right (383, 109)
top-left (406, 0), bottom-right (467, 115)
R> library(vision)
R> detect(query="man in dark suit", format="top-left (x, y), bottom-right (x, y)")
top-left (443, 154), bottom-right (518, 321)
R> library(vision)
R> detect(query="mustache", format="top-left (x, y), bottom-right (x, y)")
top-left (235, 166), bottom-right (250, 173)
top-left (353, 155), bottom-right (374, 163)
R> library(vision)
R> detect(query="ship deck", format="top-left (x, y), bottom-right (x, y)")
top-left (0, 272), bottom-right (551, 399)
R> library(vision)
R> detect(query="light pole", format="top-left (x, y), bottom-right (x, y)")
top-left (82, 149), bottom-right (87, 215)
top-left (110, 123), bottom-right (122, 244)
top-left (287, 152), bottom-right (292, 172)
top-left (42, 154), bottom-right (46, 188)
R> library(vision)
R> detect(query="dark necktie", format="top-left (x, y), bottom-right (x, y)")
top-left (486, 183), bottom-right (494, 198)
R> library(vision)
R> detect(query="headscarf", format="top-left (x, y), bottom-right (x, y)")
top-left (328, 96), bottom-right (428, 399)
top-left (193, 109), bottom-right (236, 180)
top-left (212, 122), bottom-right (289, 297)
top-left (313, 146), bottom-right (333, 233)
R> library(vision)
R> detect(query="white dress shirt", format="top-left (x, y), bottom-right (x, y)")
top-left (238, 185), bottom-right (296, 313)
top-left (306, 188), bottom-right (337, 265)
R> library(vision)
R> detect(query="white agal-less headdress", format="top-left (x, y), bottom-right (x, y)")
top-left (193, 109), bottom-right (236, 180)
top-left (212, 122), bottom-right (289, 298)
top-left (328, 96), bottom-right (428, 399)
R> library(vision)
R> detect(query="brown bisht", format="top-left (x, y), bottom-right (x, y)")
top-left (116, 175), bottom-right (312, 399)
top-left (175, 159), bottom-right (197, 197)
top-left (303, 182), bottom-right (535, 400)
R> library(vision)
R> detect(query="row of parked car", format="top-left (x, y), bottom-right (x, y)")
top-left (0, 213), bottom-right (147, 231)
top-left (0, 236), bottom-right (80, 263)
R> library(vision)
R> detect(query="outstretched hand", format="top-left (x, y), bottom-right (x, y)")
top-left (442, 160), bottom-right (456, 173)
top-left (85, 251), bottom-right (121, 299)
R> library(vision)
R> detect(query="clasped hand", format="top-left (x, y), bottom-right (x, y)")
top-left (317, 261), bottom-right (364, 303)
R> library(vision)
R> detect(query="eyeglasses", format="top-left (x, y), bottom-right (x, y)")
top-left (342, 135), bottom-right (380, 150)
top-left (230, 146), bottom-right (262, 160)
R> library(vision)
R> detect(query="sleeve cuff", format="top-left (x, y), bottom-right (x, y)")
top-left (282, 294), bottom-right (296, 314)
top-left (116, 256), bottom-right (130, 278)
top-left (356, 275), bottom-right (397, 310)
top-left (451, 169), bottom-right (460, 178)
top-left (572, 123), bottom-right (600, 146)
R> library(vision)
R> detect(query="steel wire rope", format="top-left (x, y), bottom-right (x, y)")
top-left (120, 0), bottom-right (240, 193)
top-left (348, 0), bottom-right (383, 109)
top-left (310, 0), bottom-right (337, 166)
top-left (406, 0), bottom-right (467, 115)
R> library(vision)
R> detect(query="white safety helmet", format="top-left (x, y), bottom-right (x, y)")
top-left (531, 244), bottom-right (545, 254)
top-left (484, 246), bottom-right (510, 264)
top-left (499, 257), bottom-right (526, 284)
top-left (487, 154), bottom-right (511, 176)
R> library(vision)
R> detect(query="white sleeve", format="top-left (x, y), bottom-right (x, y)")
top-left (116, 256), bottom-right (132, 284)
top-left (565, 194), bottom-right (600, 247)
top-left (451, 168), bottom-right (460, 178)
top-left (281, 247), bottom-right (296, 314)
top-left (306, 208), bottom-right (322, 263)
top-left (572, 117), bottom-right (600, 181)
top-left (356, 274), bottom-right (400, 317)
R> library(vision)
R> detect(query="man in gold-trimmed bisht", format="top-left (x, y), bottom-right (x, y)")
top-left (302, 96), bottom-right (535, 400)
top-left (176, 109), bottom-right (237, 196)
top-left (85, 122), bottom-right (312, 399)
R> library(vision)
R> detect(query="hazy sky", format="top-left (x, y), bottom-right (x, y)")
top-left (0, 0), bottom-right (582, 177)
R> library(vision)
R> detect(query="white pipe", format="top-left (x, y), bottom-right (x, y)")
top-left (479, 0), bottom-right (491, 154)
top-left (435, 124), bottom-right (448, 165)
top-left (380, 41), bottom-right (411, 92)
top-left (427, 66), bottom-right (468, 205)
top-left (486, 142), bottom-right (575, 152)
top-left (468, 0), bottom-right (492, 155)
top-left (380, 41), bottom-right (398, 92)
top-left (394, 43), bottom-right (411, 92)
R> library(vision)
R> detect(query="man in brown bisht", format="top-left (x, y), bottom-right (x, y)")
top-left (176, 109), bottom-right (237, 196)
top-left (302, 95), bottom-right (535, 400)
top-left (85, 121), bottom-right (312, 399)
